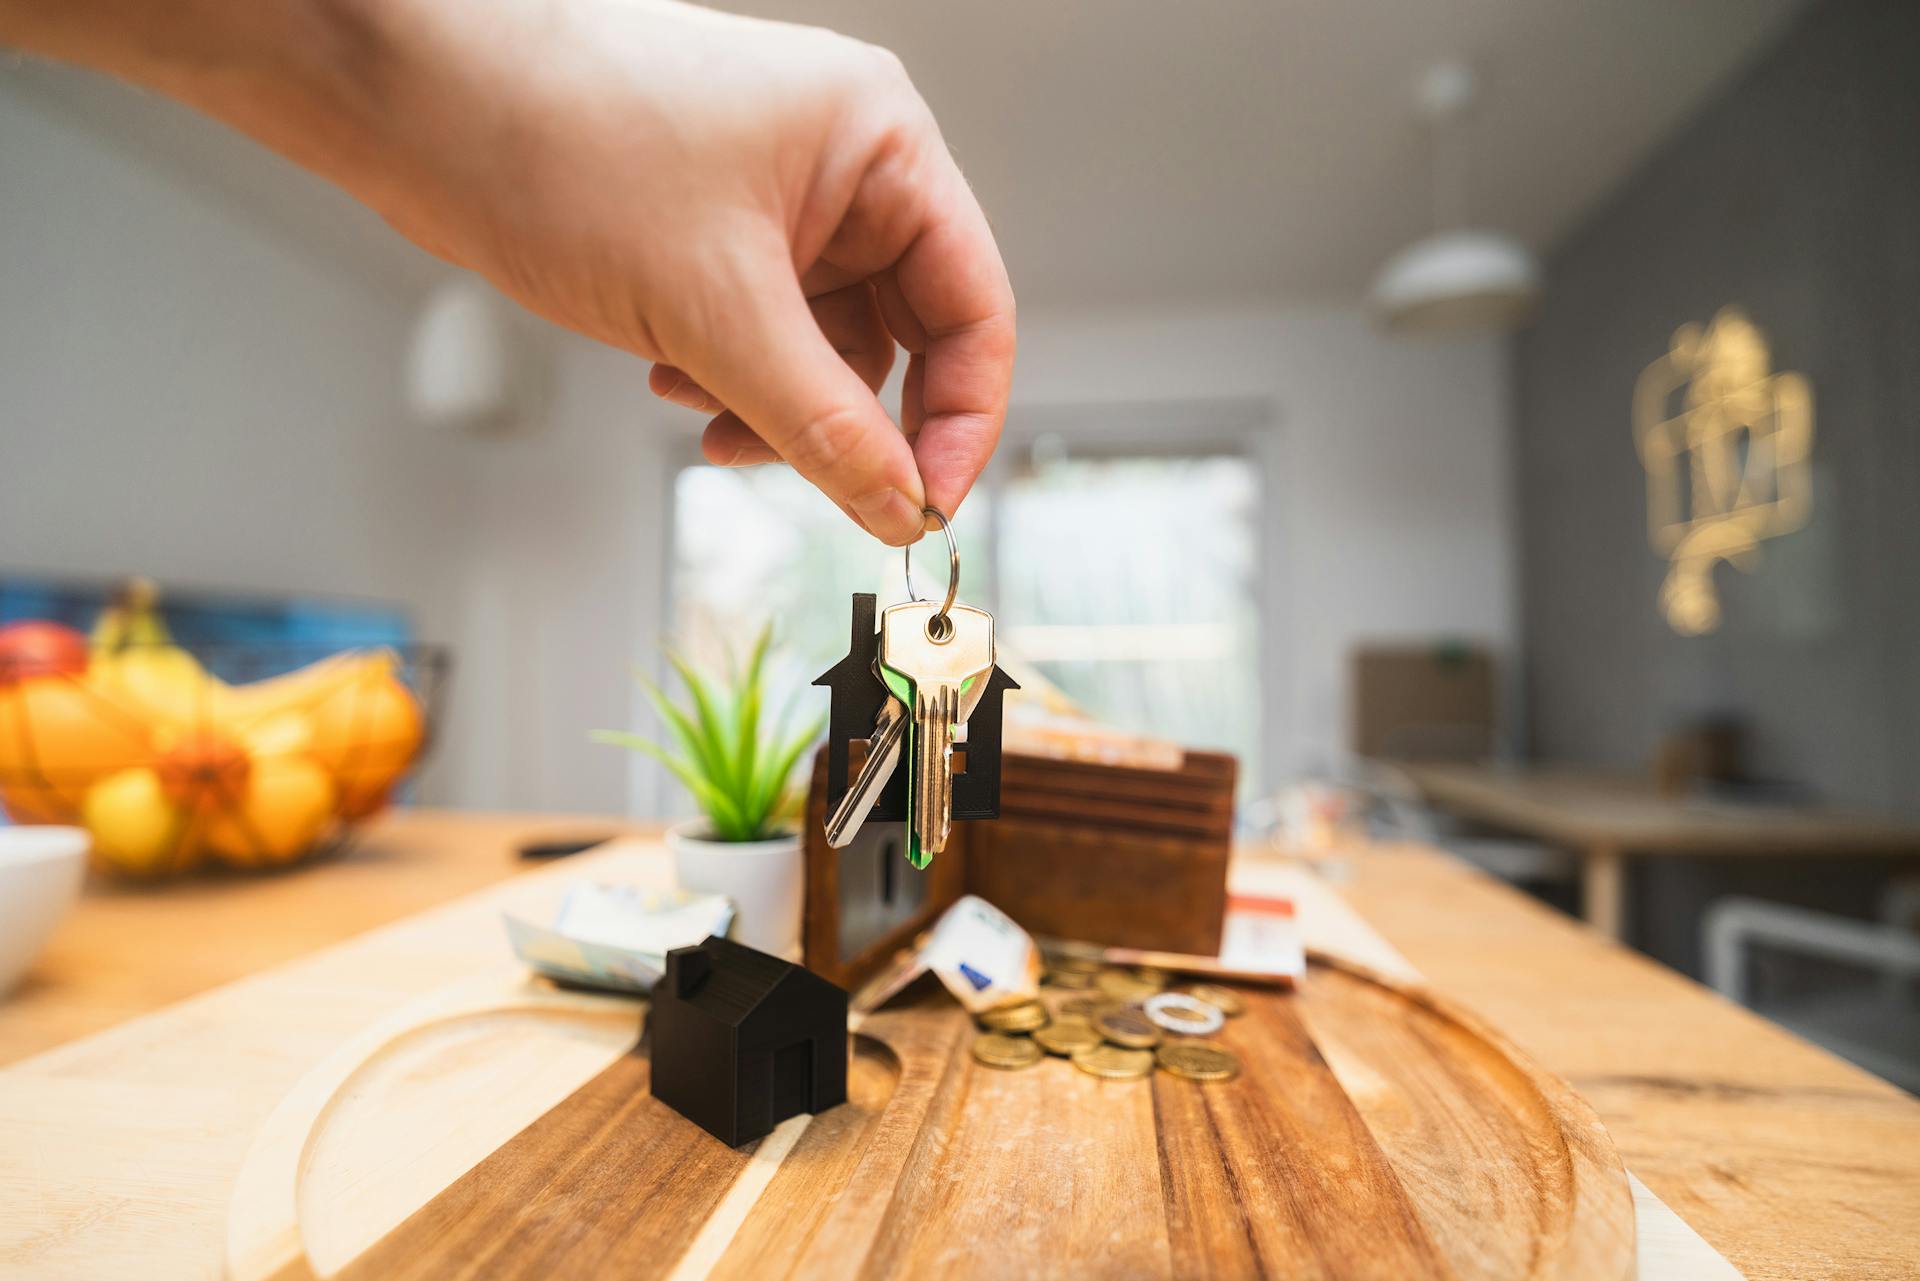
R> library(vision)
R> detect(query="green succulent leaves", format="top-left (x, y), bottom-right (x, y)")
top-left (592, 624), bottom-right (822, 842)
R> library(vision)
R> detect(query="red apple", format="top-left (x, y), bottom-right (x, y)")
top-left (0, 621), bottom-right (89, 685)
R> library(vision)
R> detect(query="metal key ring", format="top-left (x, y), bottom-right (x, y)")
top-left (902, 507), bottom-right (960, 639)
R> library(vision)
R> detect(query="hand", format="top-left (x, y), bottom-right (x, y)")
top-left (1, 0), bottom-right (1015, 545)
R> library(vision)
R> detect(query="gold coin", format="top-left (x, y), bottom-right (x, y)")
top-left (1095, 969), bottom-right (1162, 1002)
top-left (1071, 1044), bottom-right (1156, 1079)
top-left (1033, 1016), bottom-right (1104, 1057)
top-left (977, 999), bottom-right (1050, 1033)
top-left (1183, 983), bottom-right (1247, 1018)
top-left (1056, 995), bottom-right (1113, 1019)
top-left (1043, 968), bottom-right (1098, 991)
top-left (1133, 965), bottom-right (1172, 987)
top-left (1093, 1006), bottom-right (1161, 1049)
top-left (972, 1033), bottom-right (1044, 1070)
top-left (1156, 1040), bottom-right (1242, 1082)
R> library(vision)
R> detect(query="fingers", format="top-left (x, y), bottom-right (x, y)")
top-left (813, 282), bottom-right (897, 390)
top-left (652, 282), bottom-right (895, 455)
top-left (863, 169), bottom-right (1015, 518)
top-left (701, 413), bottom-right (778, 466)
top-left (649, 364), bottom-right (724, 413)
top-left (667, 243), bottom-right (925, 544)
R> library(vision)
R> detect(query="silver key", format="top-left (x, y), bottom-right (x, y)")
top-left (878, 600), bottom-right (994, 866)
top-left (824, 693), bottom-right (907, 848)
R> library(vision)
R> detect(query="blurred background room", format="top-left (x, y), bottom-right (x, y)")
top-left (3, 0), bottom-right (1916, 1093)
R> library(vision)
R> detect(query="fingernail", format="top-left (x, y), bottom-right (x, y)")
top-left (849, 488), bottom-right (921, 544)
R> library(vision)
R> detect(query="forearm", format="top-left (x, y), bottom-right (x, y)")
top-left (0, 0), bottom-right (1011, 538)
top-left (0, 0), bottom-right (413, 205)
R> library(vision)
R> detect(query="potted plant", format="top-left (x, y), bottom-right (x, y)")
top-left (593, 626), bottom-right (821, 958)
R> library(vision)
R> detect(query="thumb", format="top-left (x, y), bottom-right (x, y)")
top-left (672, 254), bottom-right (926, 545)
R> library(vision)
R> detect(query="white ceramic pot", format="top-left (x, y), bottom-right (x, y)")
top-left (0, 825), bottom-right (89, 997)
top-left (666, 821), bottom-right (804, 960)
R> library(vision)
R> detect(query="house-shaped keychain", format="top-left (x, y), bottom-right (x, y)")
top-left (814, 592), bottom-right (1018, 825)
top-left (648, 935), bottom-right (849, 1147)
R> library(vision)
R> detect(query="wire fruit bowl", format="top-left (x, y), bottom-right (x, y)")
top-left (0, 643), bottom-right (449, 877)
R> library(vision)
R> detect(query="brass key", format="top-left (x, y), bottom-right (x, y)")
top-left (878, 599), bottom-right (994, 867)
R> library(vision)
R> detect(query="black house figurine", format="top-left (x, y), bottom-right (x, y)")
top-left (649, 935), bottom-right (849, 1147)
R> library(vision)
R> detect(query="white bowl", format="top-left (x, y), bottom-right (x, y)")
top-left (0, 825), bottom-right (89, 997)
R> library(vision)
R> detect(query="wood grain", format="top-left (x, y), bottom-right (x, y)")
top-left (2, 816), bottom-right (1915, 1280)
top-left (1294, 965), bottom-right (1633, 1281)
top-left (238, 957), bottom-right (1632, 1281)
top-left (224, 972), bottom-right (646, 1281)
top-left (1333, 844), bottom-right (1920, 1281)
top-left (336, 1029), bottom-right (904, 1281)
top-left (345, 1051), bottom-right (739, 1281)
top-left (1151, 991), bottom-right (1452, 1280)
top-left (0, 810), bottom-right (640, 1065)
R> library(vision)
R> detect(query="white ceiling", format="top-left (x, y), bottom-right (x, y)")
top-left (6, 0), bottom-right (1808, 308)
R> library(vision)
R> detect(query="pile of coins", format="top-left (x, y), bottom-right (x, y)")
top-left (968, 956), bottom-right (1247, 1083)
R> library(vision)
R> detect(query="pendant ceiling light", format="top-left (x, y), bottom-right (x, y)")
top-left (1372, 62), bottom-right (1540, 334)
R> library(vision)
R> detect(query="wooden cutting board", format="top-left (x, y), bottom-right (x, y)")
top-left (226, 953), bottom-right (1635, 1281)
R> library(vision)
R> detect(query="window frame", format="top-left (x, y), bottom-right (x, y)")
top-left (652, 394), bottom-right (1289, 811)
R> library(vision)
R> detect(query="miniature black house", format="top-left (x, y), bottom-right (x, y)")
top-left (814, 592), bottom-right (1018, 824)
top-left (649, 935), bottom-right (849, 1147)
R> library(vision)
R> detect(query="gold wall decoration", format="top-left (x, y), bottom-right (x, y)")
top-left (1633, 307), bottom-right (1814, 636)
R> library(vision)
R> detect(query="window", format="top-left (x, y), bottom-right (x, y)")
top-left (668, 411), bottom-right (1267, 798)
top-left (669, 463), bottom-right (994, 697)
top-left (993, 452), bottom-right (1261, 786)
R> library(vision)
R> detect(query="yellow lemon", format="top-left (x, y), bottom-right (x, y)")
top-left (84, 766), bottom-right (198, 877)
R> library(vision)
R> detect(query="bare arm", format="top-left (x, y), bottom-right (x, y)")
top-left (0, 0), bottom-right (1016, 544)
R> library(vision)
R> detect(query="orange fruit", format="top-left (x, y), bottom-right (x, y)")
top-left (205, 755), bottom-right (336, 868)
top-left (305, 661), bottom-right (424, 820)
top-left (154, 729), bottom-right (252, 817)
top-left (0, 674), bottom-right (154, 822)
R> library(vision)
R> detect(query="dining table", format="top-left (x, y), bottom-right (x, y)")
top-left (1398, 761), bottom-right (1920, 938)
top-left (0, 809), bottom-right (1916, 1279)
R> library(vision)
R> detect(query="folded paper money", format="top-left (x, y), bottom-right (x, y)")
top-left (854, 894), bottom-right (1042, 1014)
top-left (504, 884), bottom-right (736, 993)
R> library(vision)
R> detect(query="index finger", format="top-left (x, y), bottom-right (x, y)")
top-left (873, 161), bottom-right (1015, 519)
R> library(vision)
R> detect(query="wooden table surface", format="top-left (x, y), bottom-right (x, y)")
top-left (1398, 763), bottom-right (1920, 938)
top-left (1, 811), bottom-right (1916, 1280)
top-left (0, 810), bottom-right (639, 1066)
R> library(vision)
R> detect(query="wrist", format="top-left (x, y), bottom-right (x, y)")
top-left (164, 0), bottom-right (415, 196)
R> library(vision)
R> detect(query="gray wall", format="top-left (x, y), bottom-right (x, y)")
top-left (1512, 0), bottom-right (1920, 817)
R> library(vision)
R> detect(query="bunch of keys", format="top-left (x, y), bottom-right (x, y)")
top-left (814, 509), bottom-right (1017, 868)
